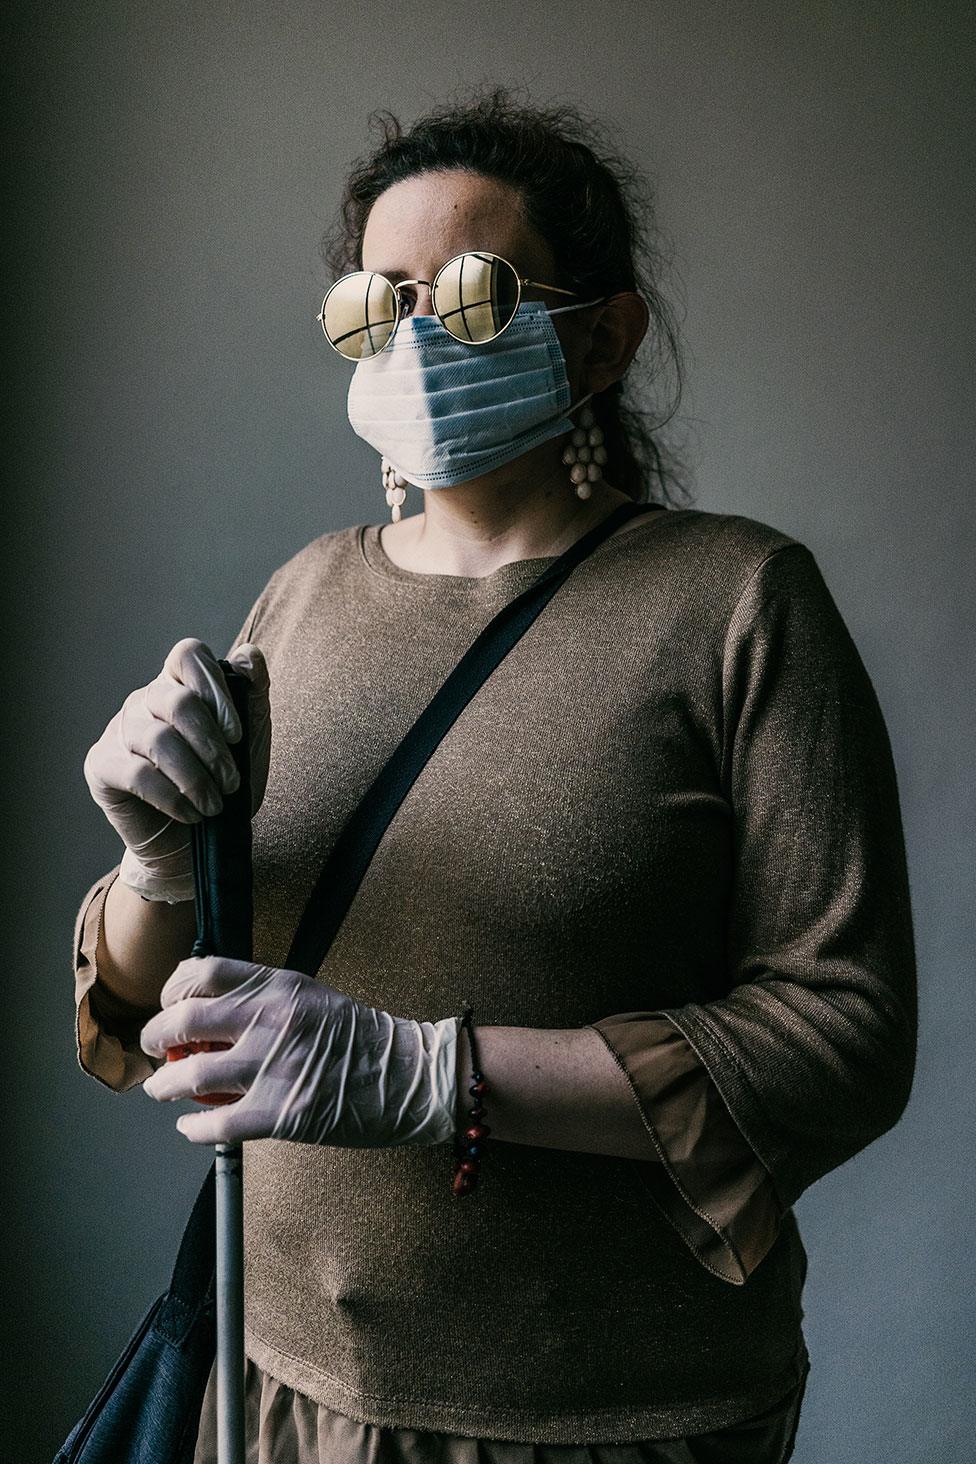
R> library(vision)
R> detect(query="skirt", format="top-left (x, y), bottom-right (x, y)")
top-left (191, 1355), bottom-right (810, 1464)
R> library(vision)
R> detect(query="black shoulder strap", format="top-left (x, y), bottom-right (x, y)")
top-left (285, 500), bottom-right (653, 978)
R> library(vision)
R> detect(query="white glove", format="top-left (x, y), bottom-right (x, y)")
top-left (83, 638), bottom-right (271, 903)
top-left (138, 954), bottom-right (462, 1149)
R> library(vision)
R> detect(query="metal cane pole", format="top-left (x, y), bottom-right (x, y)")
top-left (215, 1140), bottom-right (245, 1464)
top-left (184, 661), bottom-right (253, 1464)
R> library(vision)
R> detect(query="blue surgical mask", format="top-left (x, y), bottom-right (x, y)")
top-left (345, 296), bottom-right (602, 488)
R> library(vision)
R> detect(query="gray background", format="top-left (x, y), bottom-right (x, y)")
top-left (6, 2), bottom-right (973, 1460)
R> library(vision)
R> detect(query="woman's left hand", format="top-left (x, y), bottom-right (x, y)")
top-left (139, 955), bottom-right (461, 1148)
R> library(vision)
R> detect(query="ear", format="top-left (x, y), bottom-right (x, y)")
top-left (582, 292), bottom-right (650, 395)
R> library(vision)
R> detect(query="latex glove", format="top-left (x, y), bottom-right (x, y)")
top-left (83, 638), bottom-right (271, 903)
top-left (139, 954), bottom-right (461, 1149)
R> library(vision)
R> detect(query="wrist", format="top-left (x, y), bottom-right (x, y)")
top-left (119, 845), bottom-right (195, 904)
top-left (454, 1020), bottom-right (472, 1128)
top-left (388, 1012), bottom-right (462, 1148)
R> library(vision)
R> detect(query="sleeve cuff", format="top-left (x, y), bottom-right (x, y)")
top-left (73, 865), bottom-right (163, 1092)
top-left (591, 1013), bottom-right (784, 1285)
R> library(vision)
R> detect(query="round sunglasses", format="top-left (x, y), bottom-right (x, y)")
top-left (316, 250), bottom-right (595, 360)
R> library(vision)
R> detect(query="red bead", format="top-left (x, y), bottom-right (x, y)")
top-left (469, 1080), bottom-right (488, 1097)
top-left (459, 1160), bottom-right (479, 1174)
top-left (165, 1040), bottom-right (238, 1104)
top-left (464, 1124), bottom-right (490, 1141)
top-left (452, 1170), bottom-right (477, 1196)
top-left (166, 1040), bottom-right (232, 1059)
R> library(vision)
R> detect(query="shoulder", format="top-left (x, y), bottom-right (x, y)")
top-left (264, 523), bottom-right (362, 588)
top-left (677, 514), bottom-right (862, 682)
top-left (261, 521), bottom-right (365, 594)
top-left (653, 506), bottom-right (807, 577)
top-left (619, 507), bottom-right (821, 618)
top-left (245, 524), bottom-right (365, 636)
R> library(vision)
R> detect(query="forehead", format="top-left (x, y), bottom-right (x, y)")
top-left (361, 168), bottom-right (555, 278)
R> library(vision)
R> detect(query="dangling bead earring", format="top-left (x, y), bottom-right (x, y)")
top-left (381, 457), bottom-right (408, 522)
top-left (561, 404), bottom-right (608, 500)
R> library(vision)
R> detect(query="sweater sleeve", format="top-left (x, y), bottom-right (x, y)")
top-left (628, 542), bottom-right (917, 1220)
top-left (591, 1013), bottom-right (783, 1285)
top-left (73, 598), bottom-right (267, 1093)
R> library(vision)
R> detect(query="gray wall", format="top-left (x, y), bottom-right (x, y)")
top-left (7, 3), bottom-right (973, 1460)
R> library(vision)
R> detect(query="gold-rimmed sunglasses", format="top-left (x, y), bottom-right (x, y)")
top-left (316, 250), bottom-right (593, 361)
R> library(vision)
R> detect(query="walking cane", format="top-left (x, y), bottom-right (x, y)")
top-left (165, 660), bottom-right (252, 1464)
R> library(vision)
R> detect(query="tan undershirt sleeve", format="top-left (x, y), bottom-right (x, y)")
top-left (591, 1012), bottom-right (783, 1285)
top-left (73, 865), bottom-right (163, 1092)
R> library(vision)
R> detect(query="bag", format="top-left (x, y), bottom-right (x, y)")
top-left (54, 500), bottom-right (652, 1463)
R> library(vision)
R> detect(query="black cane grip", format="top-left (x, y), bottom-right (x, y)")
top-left (189, 660), bottom-right (254, 963)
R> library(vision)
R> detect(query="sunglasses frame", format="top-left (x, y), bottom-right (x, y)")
top-left (316, 249), bottom-right (583, 359)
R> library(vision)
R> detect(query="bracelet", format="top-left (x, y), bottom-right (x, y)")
top-left (451, 1002), bottom-right (490, 1197)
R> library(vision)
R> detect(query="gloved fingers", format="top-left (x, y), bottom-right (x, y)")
top-left (224, 642), bottom-right (268, 691)
top-left (224, 644), bottom-right (272, 813)
top-left (84, 694), bottom-right (200, 829)
top-left (139, 991), bottom-right (253, 1057)
top-left (142, 1048), bottom-right (250, 1104)
top-left (92, 742), bottom-right (205, 833)
top-left (159, 954), bottom-right (279, 1008)
top-left (160, 637), bottom-right (243, 745)
top-left (141, 678), bottom-right (242, 802)
top-left (175, 1092), bottom-right (261, 1146)
top-left (124, 713), bottom-right (233, 820)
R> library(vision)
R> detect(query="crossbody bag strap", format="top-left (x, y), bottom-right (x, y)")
top-left (285, 499), bottom-right (653, 978)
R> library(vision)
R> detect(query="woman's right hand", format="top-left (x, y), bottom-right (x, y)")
top-left (83, 637), bottom-right (272, 902)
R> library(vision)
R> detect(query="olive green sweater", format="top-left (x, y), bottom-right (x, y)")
top-left (73, 507), bottom-right (917, 1442)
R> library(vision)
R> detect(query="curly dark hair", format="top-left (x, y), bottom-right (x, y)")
top-left (320, 84), bottom-right (694, 507)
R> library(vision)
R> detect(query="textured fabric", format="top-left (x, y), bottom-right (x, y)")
top-left (70, 506), bottom-right (916, 1442)
top-left (189, 1352), bottom-right (810, 1463)
top-left (75, 873), bottom-right (781, 1286)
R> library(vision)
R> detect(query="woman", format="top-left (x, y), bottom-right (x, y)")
top-left (74, 91), bottom-right (917, 1463)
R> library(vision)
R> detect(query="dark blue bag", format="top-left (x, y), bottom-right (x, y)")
top-left (54, 1161), bottom-right (218, 1463)
top-left (53, 501), bottom-right (651, 1463)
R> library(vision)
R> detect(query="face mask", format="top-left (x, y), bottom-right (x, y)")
top-left (345, 296), bottom-right (602, 488)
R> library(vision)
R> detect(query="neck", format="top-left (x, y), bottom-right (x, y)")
top-left (384, 440), bottom-right (634, 578)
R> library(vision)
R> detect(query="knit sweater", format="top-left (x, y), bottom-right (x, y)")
top-left (71, 506), bottom-right (917, 1443)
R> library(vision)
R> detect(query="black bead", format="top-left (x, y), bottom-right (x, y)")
top-left (468, 1144), bottom-right (480, 1157)
top-left (472, 1070), bottom-right (483, 1081)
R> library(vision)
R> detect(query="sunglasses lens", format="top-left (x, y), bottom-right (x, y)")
top-left (431, 253), bottom-right (520, 343)
top-left (320, 271), bottom-right (398, 359)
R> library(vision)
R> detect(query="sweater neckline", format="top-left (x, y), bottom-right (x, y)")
top-left (358, 506), bottom-right (670, 593)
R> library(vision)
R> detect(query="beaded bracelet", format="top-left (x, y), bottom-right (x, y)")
top-left (452, 1002), bottom-right (490, 1196)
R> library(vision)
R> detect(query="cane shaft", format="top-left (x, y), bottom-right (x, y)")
top-left (191, 662), bottom-right (252, 1464)
top-left (215, 1141), bottom-right (245, 1464)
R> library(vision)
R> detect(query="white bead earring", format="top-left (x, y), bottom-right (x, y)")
top-left (382, 457), bottom-right (408, 522)
top-left (561, 404), bottom-right (607, 500)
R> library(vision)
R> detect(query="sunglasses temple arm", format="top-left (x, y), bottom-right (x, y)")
top-left (525, 278), bottom-right (588, 298)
